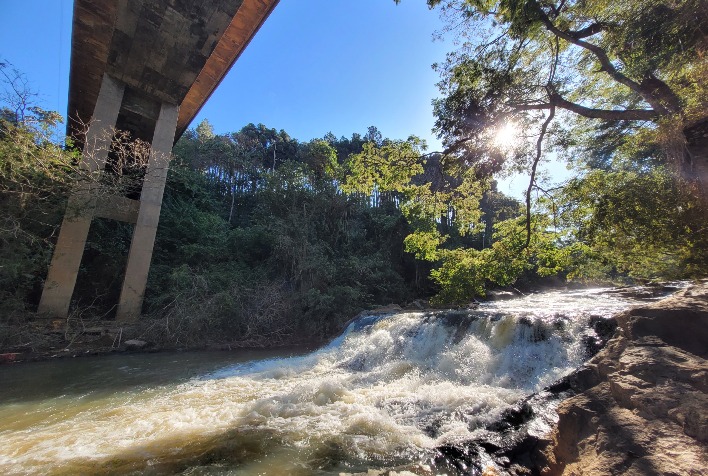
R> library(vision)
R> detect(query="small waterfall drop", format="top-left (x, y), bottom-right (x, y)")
top-left (0, 286), bottom-right (680, 475)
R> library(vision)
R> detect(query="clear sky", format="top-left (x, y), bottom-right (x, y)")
top-left (0, 0), bottom-right (560, 198)
top-left (0, 0), bottom-right (447, 146)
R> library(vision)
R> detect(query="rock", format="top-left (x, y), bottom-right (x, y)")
top-left (540, 283), bottom-right (708, 476)
top-left (123, 339), bottom-right (148, 350)
top-left (372, 304), bottom-right (403, 314)
top-left (486, 289), bottom-right (520, 301)
top-left (406, 299), bottom-right (428, 310)
top-left (0, 353), bottom-right (20, 364)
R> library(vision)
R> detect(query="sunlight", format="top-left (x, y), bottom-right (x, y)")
top-left (493, 121), bottom-right (519, 149)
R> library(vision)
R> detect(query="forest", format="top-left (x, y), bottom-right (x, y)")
top-left (1, 0), bottom-right (706, 350)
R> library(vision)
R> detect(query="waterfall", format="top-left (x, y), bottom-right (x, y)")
top-left (0, 287), bottom-right (674, 475)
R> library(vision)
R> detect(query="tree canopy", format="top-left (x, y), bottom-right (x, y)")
top-left (397, 0), bottom-right (707, 198)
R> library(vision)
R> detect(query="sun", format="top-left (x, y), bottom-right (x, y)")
top-left (493, 122), bottom-right (518, 149)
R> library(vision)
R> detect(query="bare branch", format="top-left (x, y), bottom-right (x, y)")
top-left (526, 105), bottom-right (556, 247)
top-left (508, 95), bottom-right (658, 121)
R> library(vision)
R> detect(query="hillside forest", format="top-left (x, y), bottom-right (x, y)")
top-left (1, 0), bottom-right (707, 349)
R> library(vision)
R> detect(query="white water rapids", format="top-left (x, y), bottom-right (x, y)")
top-left (0, 287), bottom-right (673, 475)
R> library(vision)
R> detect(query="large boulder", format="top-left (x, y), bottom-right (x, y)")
top-left (540, 282), bottom-right (708, 475)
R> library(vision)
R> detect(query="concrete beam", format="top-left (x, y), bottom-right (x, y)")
top-left (175, 0), bottom-right (280, 136)
top-left (38, 75), bottom-right (125, 318)
top-left (68, 0), bottom-right (279, 142)
top-left (116, 102), bottom-right (179, 322)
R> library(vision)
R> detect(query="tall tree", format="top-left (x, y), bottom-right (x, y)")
top-left (398, 0), bottom-right (708, 200)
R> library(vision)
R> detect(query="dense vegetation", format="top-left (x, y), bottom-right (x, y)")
top-left (1, 0), bottom-right (706, 349)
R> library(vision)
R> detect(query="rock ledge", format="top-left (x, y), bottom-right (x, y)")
top-left (540, 282), bottom-right (708, 475)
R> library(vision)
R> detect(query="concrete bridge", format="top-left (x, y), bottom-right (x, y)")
top-left (38, 0), bottom-right (279, 322)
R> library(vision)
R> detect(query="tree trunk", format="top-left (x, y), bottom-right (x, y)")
top-left (683, 119), bottom-right (708, 204)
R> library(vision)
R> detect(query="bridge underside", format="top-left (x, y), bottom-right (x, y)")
top-left (39, 0), bottom-right (278, 322)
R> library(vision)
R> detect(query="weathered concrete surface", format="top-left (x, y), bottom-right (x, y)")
top-left (37, 75), bottom-right (125, 318)
top-left (541, 282), bottom-right (708, 476)
top-left (42, 0), bottom-right (279, 320)
top-left (116, 102), bottom-right (179, 322)
top-left (68, 0), bottom-right (279, 141)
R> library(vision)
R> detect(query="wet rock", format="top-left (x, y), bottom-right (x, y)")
top-left (588, 315), bottom-right (618, 342)
top-left (603, 283), bottom-right (686, 301)
top-left (346, 305), bottom-right (406, 329)
top-left (406, 299), bottom-right (428, 311)
top-left (422, 284), bottom-right (708, 476)
top-left (372, 304), bottom-right (404, 314)
top-left (486, 289), bottom-right (521, 301)
top-left (487, 402), bottom-right (535, 433)
top-left (433, 444), bottom-right (484, 474)
top-left (124, 339), bottom-right (148, 350)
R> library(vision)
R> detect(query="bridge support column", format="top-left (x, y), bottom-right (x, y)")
top-left (116, 102), bottom-right (179, 323)
top-left (38, 75), bottom-right (125, 318)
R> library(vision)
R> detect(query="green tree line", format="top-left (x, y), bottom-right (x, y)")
top-left (3, 0), bottom-right (708, 352)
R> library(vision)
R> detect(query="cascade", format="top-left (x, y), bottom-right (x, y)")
top-left (0, 286), bottom-right (682, 475)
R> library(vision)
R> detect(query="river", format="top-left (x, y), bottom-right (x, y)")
top-left (0, 286), bottom-right (680, 475)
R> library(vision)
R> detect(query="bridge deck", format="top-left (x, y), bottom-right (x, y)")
top-left (68, 0), bottom-right (278, 140)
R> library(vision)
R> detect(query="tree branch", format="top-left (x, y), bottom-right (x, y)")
top-left (548, 93), bottom-right (658, 121)
top-left (531, 1), bottom-right (672, 115)
top-left (526, 105), bottom-right (556, 247)
top-left (509, 95), bottom-right (657, 120)
top-left (569, 22), bottom-right (607, 39)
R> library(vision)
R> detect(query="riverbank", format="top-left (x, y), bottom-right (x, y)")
top-left (0, 316), bottom-right (323, 364)
top-left (1, 281), bottom-right (685, 365)
top-left (538, 281), bottom-right (708, 475)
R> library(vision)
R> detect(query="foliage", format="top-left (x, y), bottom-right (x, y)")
top-left (378, 0), bottom-right (708, 305)
top-left (397, 0), bottom-right (708, 198)
top-left (424, 214), bottom-right (573, 304)
top-left (0, 88), bottom-right (74, 323)
top-left (141, 125), bottom-right (418, 345)
top-left (557, 166), bottom-right (708, 280)
top-left (4, 25), bottom-right (707, 349)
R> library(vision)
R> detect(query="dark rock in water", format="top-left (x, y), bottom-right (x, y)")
top-left (406, 299), bottom-right (428, 310)
top-left (428, 386), bottom-right (571, 475)
top-left (371, 304), bottom-right (404, 314)
top-left (433, 443), bottom-right (484, 475)
top-left (487, 402), bottom-right (535, 432)
top-left (588, 315), bottom-right (618, 342)
top-left (426, 312), bottom-right (638, 474)
top-left (428, 284), bottom-right (707, 475)
top-left (602, 282), bottom-right (685, 301)
top-left (582, 316), bottom-right (619, 357)
top-left (343, 305), bottom-right (405, 331)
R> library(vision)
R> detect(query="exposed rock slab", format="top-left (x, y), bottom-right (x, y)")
top-left (541, 282), bottom-right (708, 475)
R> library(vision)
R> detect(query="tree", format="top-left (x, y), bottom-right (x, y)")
top-left (556, 165), bottom-right (708, 279)
top-left (0, 63), bottom-right (75, 323)
top-left (300, 139), bottom-right (338, 182)
top-left (397, 0), bottom-right (708, 201)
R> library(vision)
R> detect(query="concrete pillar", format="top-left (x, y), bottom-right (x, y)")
top-left (38, 75), bottom-right (125, 318)
top-left (116, 102), bottom-right (178, 322)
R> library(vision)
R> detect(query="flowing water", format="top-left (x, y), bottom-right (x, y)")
top-left (0, 286), bottom-right (680, 475)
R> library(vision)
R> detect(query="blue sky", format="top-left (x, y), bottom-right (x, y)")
top-left (1, 0), bottom-right (447, 147)
top-left (0, 0), bottom-right (558, 197)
